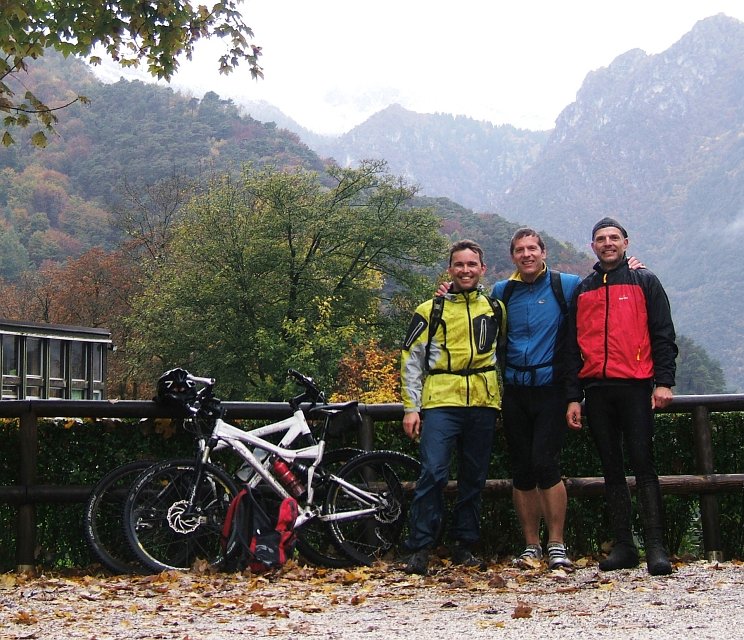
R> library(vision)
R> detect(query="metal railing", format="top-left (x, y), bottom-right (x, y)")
top-left (1, 394), bottom-right (743, 570)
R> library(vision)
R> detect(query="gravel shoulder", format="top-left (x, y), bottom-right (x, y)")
top-left (2, 558), bottom-right (743, 639)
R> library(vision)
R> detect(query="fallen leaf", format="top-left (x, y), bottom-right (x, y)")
top-left (511, 601), bottom-right (533, 619)
top-left (488, 574), bottom-right (507, 589)
top-left (13, 610), bottom-right (39, 625)
top-left (0, 573), bottom-right (17, 590)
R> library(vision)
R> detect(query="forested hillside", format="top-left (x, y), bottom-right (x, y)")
top-left (0, 50), bottom-right (586, 281)
top-left (0, 52), bottom-right (324, 277)
top-left (312, 105), bottom-right (548, 213)
top-left (0, 45), bottom-right (727, 396)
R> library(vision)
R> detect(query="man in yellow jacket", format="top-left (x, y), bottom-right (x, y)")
top-left (400, 239), bottom-right (505, 575)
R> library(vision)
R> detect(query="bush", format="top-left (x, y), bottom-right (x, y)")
top-left (0, 417), bottom-right (196, 571)
top-left (2, 409), bottom-right (743, 570)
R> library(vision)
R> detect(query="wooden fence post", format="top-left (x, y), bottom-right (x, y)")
top-left (692, 405), bottom-right (723, 561)
top-left (17, 408), bottom-right (37, 572)
top-left (358, 414), bottom-right (374, 451)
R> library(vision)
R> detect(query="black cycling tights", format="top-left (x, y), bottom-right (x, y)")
top-left (584, 383), bottom-right (659, 491)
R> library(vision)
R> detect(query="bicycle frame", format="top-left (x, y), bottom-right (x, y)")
top-left (196, 408), bottom-right (388, 530)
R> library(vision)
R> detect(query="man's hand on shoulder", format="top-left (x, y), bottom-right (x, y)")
top-left (435, 282), bottom-right (450, 297)
top-left (628, 256), bottom-right (645, 270)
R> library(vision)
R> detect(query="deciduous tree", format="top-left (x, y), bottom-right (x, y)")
top-left (126, 161), bottom-right (446, 400)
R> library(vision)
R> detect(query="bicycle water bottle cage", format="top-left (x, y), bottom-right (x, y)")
top-left (155, 368), bottom-right (197, 406)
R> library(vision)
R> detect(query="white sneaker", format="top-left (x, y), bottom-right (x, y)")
top-left (512, 544), bottom-right (543, 568)
top-left (547, 542), bottom-right (573, 571)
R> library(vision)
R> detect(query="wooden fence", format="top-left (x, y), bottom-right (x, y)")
top-left (1, 394), bottom-right (743, 571)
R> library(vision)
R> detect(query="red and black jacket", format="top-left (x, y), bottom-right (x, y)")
top-left (564, 258), bottom-right (678, 402)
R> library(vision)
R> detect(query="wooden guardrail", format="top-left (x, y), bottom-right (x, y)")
top-left (1, 394), bottom-right (743, 570)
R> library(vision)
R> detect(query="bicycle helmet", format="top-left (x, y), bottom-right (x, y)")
top-left (155, 368), bottom-right (197, 406)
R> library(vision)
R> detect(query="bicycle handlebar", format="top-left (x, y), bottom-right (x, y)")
top-left (186, 373), bottom-right (216, 386)
top-left (180, 368), bottom-right (324, 404)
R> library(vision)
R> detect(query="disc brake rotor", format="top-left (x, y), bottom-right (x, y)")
top-left (166, 500), bottom-right (202, 534)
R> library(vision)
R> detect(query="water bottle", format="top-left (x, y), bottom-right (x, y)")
top-left (271, 458), bottom-right (305, 497)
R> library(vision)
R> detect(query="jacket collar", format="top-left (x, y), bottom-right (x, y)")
top-left (508, 263), bottom-right (548, 284)
top-left (593, 255), bottom-right (629, 276)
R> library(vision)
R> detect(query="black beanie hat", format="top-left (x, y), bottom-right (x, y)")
top-left (592, 217), bottom-right (628, 239)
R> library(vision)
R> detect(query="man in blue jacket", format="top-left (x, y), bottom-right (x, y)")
top-left (491, 228), bottom-right (579, 571)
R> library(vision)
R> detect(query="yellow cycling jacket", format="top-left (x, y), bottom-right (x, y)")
top-left (400, 288), bottom-right (504, 412)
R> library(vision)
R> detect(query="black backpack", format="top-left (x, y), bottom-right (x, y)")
top-left (221, 487), bottom-right (299, 572)
top-left (499, 270), bottom-right (570, 385)
top-left (500, 270), bottom-right (568, 316)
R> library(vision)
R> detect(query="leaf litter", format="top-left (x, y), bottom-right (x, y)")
top-left (1, 558), bottom-right (744, 639)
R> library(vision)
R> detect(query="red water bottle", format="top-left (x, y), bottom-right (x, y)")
top-left (272, 458), bottom-right (305, 497)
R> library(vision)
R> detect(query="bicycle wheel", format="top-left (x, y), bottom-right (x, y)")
top-left (123, 459), bottom-right (239, 573)
top-left (324, 450), bottom-right (420, 566)
top-left (293, 447), bottom-right (365, 568)
top-left (84, 460), bottom-right (154, 574)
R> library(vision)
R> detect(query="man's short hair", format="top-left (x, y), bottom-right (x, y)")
top-left (510, 228), bottom-right (545, 254)
top-left (449, 239), bottom-right (485, 265)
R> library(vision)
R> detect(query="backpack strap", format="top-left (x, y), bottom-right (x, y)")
top-left (487, 295), bottom-right (507, 380)
top-left (501, 279), bottom-right (517, 307)
top-left (424, 295), bottom-right (445, 372)
top-left (425, 293), bottom-right (506, 377)
top-left (549, 270), bottom-right (569, 318)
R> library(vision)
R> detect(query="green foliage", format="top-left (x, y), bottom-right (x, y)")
top-left (126, 160), bottom-right (447, 400)
top-left (675, 335), bottom-right (727, 394)
top-left (0, 224), bottom-right (30, 279)
top-left (0, 53), bottom-right (326, 275)
top-left (0, 417), bottom-right (196, 571)
top-left (1, 0), bottom-right (261, 146)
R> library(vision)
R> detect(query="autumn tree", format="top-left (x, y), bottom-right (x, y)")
top-left (126, 160), bottom-right (447, 400)
top-left (1, 1), bottom-right (262, 146)
top-left (331, 339), bottom-right (401, 404)
top-left (0, 247), bottom-right (143, 395)
top-left (114, 172), bottom-right (200, 275)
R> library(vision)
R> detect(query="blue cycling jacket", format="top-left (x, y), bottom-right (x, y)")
top-left (492, 267), bottom-right (580, 387)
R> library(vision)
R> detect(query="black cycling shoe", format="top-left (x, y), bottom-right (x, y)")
top-left (452, 544), bottom-right (486, 569)
top-left (404, 548), bottom-right (431, 575)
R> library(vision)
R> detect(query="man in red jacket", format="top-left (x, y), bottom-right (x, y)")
top-left (565, 217), bottom-right (678, 576)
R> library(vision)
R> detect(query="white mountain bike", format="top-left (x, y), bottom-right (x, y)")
top-left (122, 368), bottom-right (420, 572)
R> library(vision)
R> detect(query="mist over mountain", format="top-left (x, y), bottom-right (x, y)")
top-left (304, 105), bottom-right (549, 213)
top-left (297, 14), bottom-right (743, 391)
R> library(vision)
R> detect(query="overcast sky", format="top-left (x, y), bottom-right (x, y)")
top-left (94, 1), bottom-right (744, 135)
